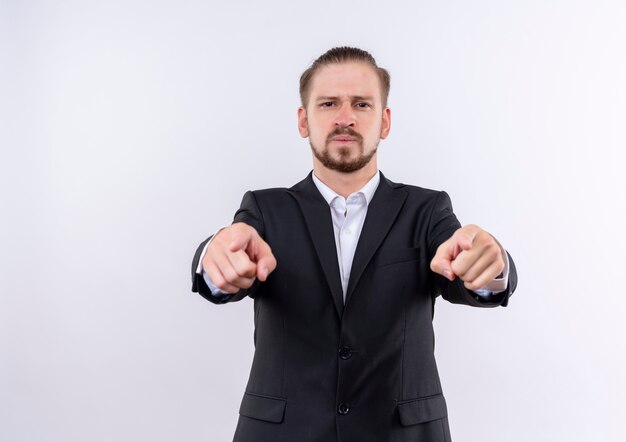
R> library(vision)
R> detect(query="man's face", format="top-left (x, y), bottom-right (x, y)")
top-left (298, 62), bottom-right (391, 174)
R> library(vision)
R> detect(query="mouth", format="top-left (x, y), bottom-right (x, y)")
top-left (326, 127), bottom-right (363, 146)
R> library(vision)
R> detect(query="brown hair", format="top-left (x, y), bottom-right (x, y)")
top-left (299, 46), bottom-right (391, 108)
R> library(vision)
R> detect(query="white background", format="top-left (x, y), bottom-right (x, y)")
top-left (2, 1), bottom-right (625, 441)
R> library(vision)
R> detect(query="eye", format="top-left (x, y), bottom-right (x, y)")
top-left (355, 102), bottom-right (371, 108)
top-left (320, 101), bottom-right (335, 108)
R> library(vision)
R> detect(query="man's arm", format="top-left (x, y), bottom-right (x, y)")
top-left (191, 191), bottom-right (277, 304)
top-left (439, 250), bottom-right (518, 307)
top-left (427, 191), bottom-right (518, 307)
top-left (192, 235), bottom-right (243, 304)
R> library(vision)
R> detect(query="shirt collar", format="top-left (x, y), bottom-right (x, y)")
top-left (311, 170), bottom-right (380, 206)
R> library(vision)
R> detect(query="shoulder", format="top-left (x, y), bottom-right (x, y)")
top-left (246, 172), bottom-right (318, 204)
top-left (243, 185), bottom-right (300, 210)
top-left (378, 174), bottom-right (458, 218)
top-left (245, 173), bottom-right (312, 197)
top-left (250, 187), bottom-right (293, 198)
top-left (380, 173), bottom-right (446, 201)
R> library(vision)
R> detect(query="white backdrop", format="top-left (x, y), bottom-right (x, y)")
top-left (2, 1), bottom-right (625, 441)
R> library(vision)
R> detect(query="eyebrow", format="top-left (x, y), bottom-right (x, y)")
top-left (315, 95), bottom-right (375, 102)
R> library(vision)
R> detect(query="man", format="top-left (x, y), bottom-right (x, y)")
top-left (191, 47), bottom-right (518, 442)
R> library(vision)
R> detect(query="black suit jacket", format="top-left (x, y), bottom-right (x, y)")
top-left (191, 172), bottom-right (517, 442)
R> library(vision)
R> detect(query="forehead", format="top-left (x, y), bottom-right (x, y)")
top-left (309, 62), bottom-right (382, 100)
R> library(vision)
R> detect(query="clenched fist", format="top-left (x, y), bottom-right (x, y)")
top-left (202, 222), bottom-right (277, 294)
top-left (430, 224), bottom-right (506, 291)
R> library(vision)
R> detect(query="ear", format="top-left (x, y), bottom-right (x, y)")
top-left (297, 106), bottom-right (309, 138)
top-left (379, 107), bottom-right (391, 139)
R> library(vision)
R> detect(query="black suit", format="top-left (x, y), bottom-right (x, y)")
top-left (191, 172), bottom-right (517, 442)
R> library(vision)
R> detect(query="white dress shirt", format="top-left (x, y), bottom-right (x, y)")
top-left (198, 171), bottom-right (509, 298)
top-left (311, 172), bottom-right (379, 299)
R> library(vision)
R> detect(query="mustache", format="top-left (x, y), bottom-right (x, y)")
top-left (326, 127), bottom-right (363, 144)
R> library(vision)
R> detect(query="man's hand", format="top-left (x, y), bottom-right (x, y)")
top-left (202, 222), bottom-right (277, 294)
top-left (430, 224), bottom-right (505, 291)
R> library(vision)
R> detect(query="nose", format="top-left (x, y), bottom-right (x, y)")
top-left (334, 102), bottom-right (356, 127)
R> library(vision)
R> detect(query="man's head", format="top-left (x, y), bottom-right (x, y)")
top-left (299, 47), bottom-right (391, 109)
top-left (297, 47), bottom-right (391, 175)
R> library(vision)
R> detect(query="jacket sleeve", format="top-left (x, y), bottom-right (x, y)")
top-left (190, 191), bottom-right (265, 304)
top-left (427, 191), bottom-right (518, 308)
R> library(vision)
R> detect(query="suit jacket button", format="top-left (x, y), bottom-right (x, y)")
top-left (338, 346), bottom-right (352, 360)
top-left (337, 402), bottom-right (350, 415)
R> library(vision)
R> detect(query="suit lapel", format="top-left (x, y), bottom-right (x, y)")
top-left (292, 173), bottom-right (345, 318)
top-left (344, 173), bottom-right (409, 307)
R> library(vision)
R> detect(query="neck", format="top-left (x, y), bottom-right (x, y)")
top-left (312, 159), bottom-right (378, 198)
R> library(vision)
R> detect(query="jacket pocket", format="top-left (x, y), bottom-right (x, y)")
top-left (374, 247), bottom-right (421, 268)
top-left (397, 393), bottom-right (448, 426)
top-left (239, 392), bottom-right (287, 423)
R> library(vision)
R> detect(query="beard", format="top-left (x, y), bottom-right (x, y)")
top-left (310, 127), bottom-right (378, 173)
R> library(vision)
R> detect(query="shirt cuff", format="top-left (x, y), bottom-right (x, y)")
top-left (202, 272), bottom-right (230, 299)
top-left (196, 227), bottom-right (230, 298)
top-left (472, 247), bottom-right (510, 297)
